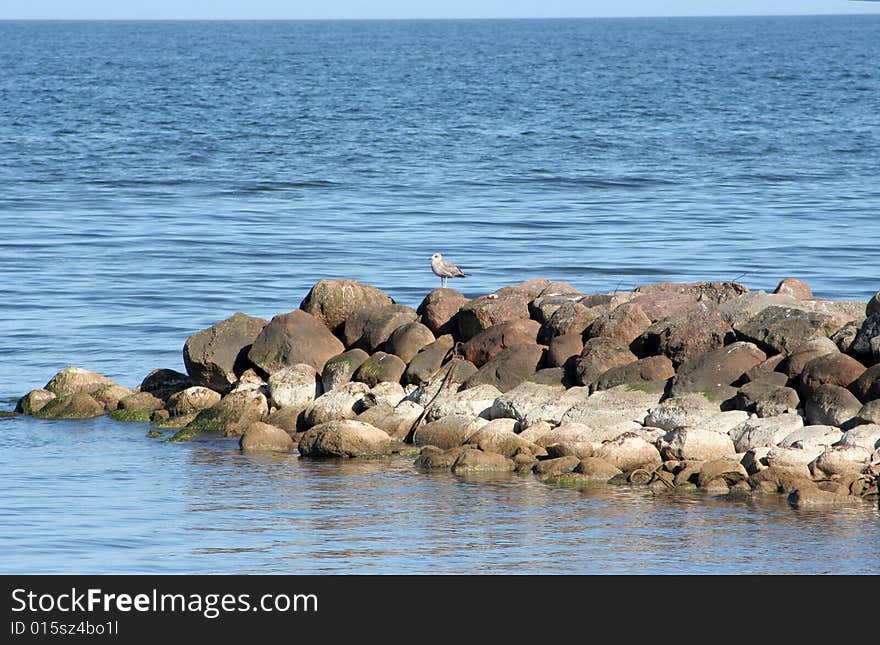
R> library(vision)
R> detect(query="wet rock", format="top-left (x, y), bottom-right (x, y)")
top-left (697, 458), bottom-right (748, 489)
top-left (119, 391), bottom-right (164, 412)
top-left (182, 312), bottom-right (267, 394)
top-left (412, 414), bottom-right (486, 449)
top-left (460, 319), bottom-right (541, 368)
top-left (417, 288), bottom-right (470, 337)
top-left (357, 400), bottom-right (424, 441)
top-left (773, 278), bottom-right (813, 300)
top-left (810, 445), bottom-right (873, 478)
top-left (658, 427), bottom-right (737, 461)
top-left (402, 335), bottom-right (455, 386)
top-left (304, 381), bottom-right (370, 426)
top-left (540, 301), bottom-right (603, 342)
top-left (592, 355), bottom-right (675, 393)
top-left (631, 301), bottom-right (734, 366)
top-left (321, 349), bottom-right (370, 392)
top-left (186, 389), bottom-right (269, 437)
top-left (788, 487), bottom-right (857, 508)
top-left (848, 364), bottom-right (880, 404)
top-left (451, 449), bottom-right (516, 474)
top-left (16, 389), bottom-right (57, 415)
top-left (384, 322), bottom-right (436, 363)
top-left (414, 446), bottom-right (469, 469)
top-left (33, 392), bottom-right (105, 420)
top-left (593, 433), bottom-right (662, 472)
top-left (299, 278), bottom-right (393, 335)
top-left (44, 366), bottom-right (117, 399)
top-left (239, 421), bottom-right (294, 452)
top-left (456, 288), bottom-right (533, 341)
top-left (850, 312), bottom-right (880, 361)
top-left (91, 384), bottom-right (135, 410)
top-left (779, 425), bottom-right (844, 449)
top-left (671, 342), bottom-right (766, 398)
top-left (361, 382), bottom-right (406, 409)
top-left (298, 420), bottom-right (392, 458)
top-left (735, 306), bottom-right (841, 355)
top-left (353, 351), bottom-right (407, 387)
top-left (836, 424), bottom-right (880, 451)
top-left (586, 302), bottom-right (652, 346)
top-left (749, 466), bottom-right (818, 494)
top-left (804, 384), bottom-right (861, 427)
top-left (574, 337), bottom-right (637, 387)
top-left (799, 353), bottom-right (866, 398)
top-left (729, 413), bottom-right (804, 452)
top-left (573, 457), bottom-right (623, 480)
top-left (533, 456), bottom-right (581, 477)
top-left (248, 310), bottom-right (345, 375)
top-left (267, 364), bottom-right (322, 410)
top-left (427, 384), bottom-right (503, 420)
top-left (546, 332), bottom-right (583, 370)
top-left (463, 343), bottom-right (544, 393)
top-left (734, 380), bottom-right (800, 417)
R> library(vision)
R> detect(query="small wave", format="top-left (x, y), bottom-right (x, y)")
top-left (515, 174), bottom-right (677, 189)
top-left (213, 180), bottom-right (340, 196)
top-left (88, 178), bottom-right (193, 188)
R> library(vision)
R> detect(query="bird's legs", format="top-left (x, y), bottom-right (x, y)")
top-left (441, 277), bottom-right (447, 288)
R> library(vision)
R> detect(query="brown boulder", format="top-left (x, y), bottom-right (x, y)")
top-left (298, 420), bottom-right (391, 458)
top-left (773, 278), bottom-right (813, 299)
top-left (629, 291), bottom-right (696, 322)
top-left (299, 278), bottom-right (393, 335)
top-left (586, 302), bottom-right (652, 345)
top-left (459, 319), bottom-right (541, 368)
top-left (343, 304), bottom-right (418, 352)
top-left (166, 386), bottom-right (222, 417)
top-left (239, 422), bottom-right (294, 453)
top-left (186, 389), bottom-right (269, 437)
top-left (455, 289), bottom-right (532, 341)
top-left (735, 306), bottom-right (840, 355)
top-left (799, 352), bottom-right (866, 398)
top-left (321, 348), bottom-right (370, 391)
top-left (734, 381), bottom-right (800, 417)
top-left (463, 343), bottom-right (544, 393)
top-left (352, 352), bottom-right (407, 387)
top-left (412, 415), bottom-right (485, 449)
top-left (546, 333), bottom-right (584, 370)
top-left (539, 301), bottom-right (603, 342)
top-left (384, 322), bottom-right (435, 363)
top-left (417, 288), bottom-right (470, 337)
top-left (804, 384), bottom-right (862, 427)
top-left (44, 366), bottom-right (117, 399)
top-left (670, 341), bottom-right (766, 397)
top-left (16, 389), bottom-right (57, 415)
top-left (118, 391), bottom-right (164, 412)
top-left (403, 335), bottom-right (456, 386)
top-left (248, 310), bottom-right (345, 375)
top-left (633, 280), bottom-right (748, 304)
top-left (632, 301), bottom-right (734, 366)
top-left (182, 312), bottom-right (267, 394)
top-left (574, 337), bottom-right (637, 387)
top-left (138, 368), bottom-right (192, 401)
top-left (778, 337), bottom-right (839, 379)
top-left (450, 449), bottom-right (516, 474)
top-left (591, 356), bottom-right (675, 393)
top-left (849, 364), bottom-right (880, 403)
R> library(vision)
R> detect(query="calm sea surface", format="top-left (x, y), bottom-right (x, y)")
top-left (1, 17), bottom-right (879, 574)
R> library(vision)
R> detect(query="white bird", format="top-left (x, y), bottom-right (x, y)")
top-left (430, 252), bottom-right (468, 288)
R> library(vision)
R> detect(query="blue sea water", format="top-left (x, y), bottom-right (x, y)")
top-left (1, 16), bottom-right (879, 574)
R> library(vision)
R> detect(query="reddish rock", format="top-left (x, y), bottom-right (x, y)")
top-left (804, 384), bottom-right (862, 427)
top-left (735, 306), bottom-right (840, 355)
top-left (799, 352), bottom-right (866, 398)
top-left (247, 310), bottom-right (345, 375)
top-left (539, 301), bottom-right (603, 342)
top-left (455, 289), bottom-right (533, 341)
top-left (384, 321), bottom-right (435, 363)
top-left (591, 355), bottom-right (675, 393)
top-left (629, 292), bottom-right (697, 322)
top-left (849, 364), bottom-right (880, 403)
top-left (352, 352), bottom-right (407, 387)
top-left (586, 302), bottom-right (652, 345)
top-left (464, 343), bottom-right (544, 393)
top-left (575, 337), bottom-right (637, 387)
top-left (743, 354), bottom-right (786, 382)
top-left (773, 278), bottom-right (813, 300)
top-left (417, 288), bottom-right (470, 337)
top-left (546, 333), bottom-right (584, 369)
top-left (632, 301), bottom-right (734, 366)
top-left (299, 278), bottom-right (393, 335)
top-left (460, 319), bottom-right (541, 368)
top-left (633, 280), bottom-right (748, 304)
top-left (239, 422), bottom-right (294, 453)
top-left (778, 338), bottom-right (839, 379)
top-left (182, 312), bottom-right (268, 393)
top-left (671, 342), bottom-right (766, 397)
top-left (343, 304), bottom-right (418, 352)
top-left (403, 335), bottom-right (455, 386)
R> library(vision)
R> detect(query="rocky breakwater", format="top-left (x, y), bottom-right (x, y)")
top-left (16, 276), bottom-right (880, 509)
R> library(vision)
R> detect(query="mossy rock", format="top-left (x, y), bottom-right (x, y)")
top-left (166, 428), bottom-right (199, 443)
top-left (152, 412), bottom-right (198, 429)
top-left (184, 408), bottom-right (227, 433)
top-left (109, 408), bottom-right (153, 423)
top-left (393, 446), bottom-right (422, 458)
top-left (146, 430), bottom-right (164, 439)
top-left (544, 472), bottom-right (606, 488)
top-left (0, 411), bottom-right (19, 418)
top-left (625, 380), bottom-right (668, 395)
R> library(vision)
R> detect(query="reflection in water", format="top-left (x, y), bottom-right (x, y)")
top-left (1, 418), bottom-right (878, 574)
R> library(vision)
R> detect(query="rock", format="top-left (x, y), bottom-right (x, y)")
top-left (357, 400), bottom-right (424, 440)
top-left (848, 364), bottom-right (880, 404)
top-left (534, 423), bottom-right (616, 448)
top-left (777, 338), bottom-right (837, 379)
top-left (810, 445), bottom-right (873, 478)
top-left (417, 288), bottom-right (470, 337)
top-left (836, 424), bottom-right (880, 451)
top-left (735, 381), bottom-right (800, 417)
top-left (321, 348), bottom-right (370, 392)
top-left (634, 280), bottom-right (748, 304)
top-left (182, 312), bottom-right (267, 394)
top-left (743, 355), bottom-right (787, 383)
top-left (573, 457), bottom-right (623, 480)
top-left (659, 427), bottom-right (737, 461)
top-left (267, 364), bottom-right (322, 410)
top-left (466, 420), bottom-right (539, 458)
top-left (529, 367), bottom-right (571, 387)
top-left (544, 441), bottom-right (595, 460)
top-left (671, 342), bottom-right (766, 398)
top-left (414, 446), bottom-right (469, 469)
top-left (427, 384), bottom-right (503, 420)
top-left (456, 288), bottom-right (533, 341)
top-left (33, 392), bottom-right (105, 420)
top-left (298, 420), bottom-right (391, 458)
top-left (804, 384), bottom-right (862, 427)
top-left (16, 389), bottom-right (57, 415)
top-left (299, 278), bottom-right (393, 335)
top-left (586, 302), bottom-right (652, 346)
top-left (773, 278), bottom-right (813, 299)
top-left (741, 447), bottom-right (772, 475)
top-left (850, 313), bottom-right (880, 361)
top-left (90, 384), bottom-right (134, 410)
top-left (537, 281), bottom-right (582, 298)
top-left (248, 310), bottom-right (345, 375)
top-left (463, 343), bottom-right (544, 393)
top-left (735, 306), bottom-right (841, 355)
top-left (830, 321), bottom-right (860, 353)
top-left (631, 301), bottom-right (734, 366)
top-left (405, 359), bottom-right (478, 406)
top-left (266, 405), bottom-right (306, 433)
top-left (489, 381), bottom-right (567, 423)
top-left (230, 368), bottom-right (267, 394)
top-left (44, 366), bottom-right (117, 399)
top-left (533, 456), bottom-right (581, 477)
top-left (729, 413), bottom-right (804, 452)
top-left (868, 291), bottom-right (880, 317)
top-left (629, 291), bottom-right (697, 322)
top-left (764, 446), bottom-right (824, 478)
top-left (593, 433), bottom-right (662, 472)
top-left (451, 449), bottom-right (516, 474)
top-left (779, 425), bottom-right (844, 449)
top-left (412, 415), bottom-right (486, 449)
top-left (788, 487), bottom-right (857, 508)
top-left (119, 391), bottom-right (164, 412)
top-left (528, 293), bottom-right (587, 325)
top-left (540, 301), bottom-right (603, 342)
top-left (749, 466), bottom-right (818, 494)
top-left (853, 400), bottom-right (880, 425)
top-left (353, 352), bottom-right (406, 387)
top-left (239, 422), bottom-right (295, 452)
top-left (138, 368), bottom-right (191, 402)
top-left (384, 322), bottom-right (435, 363)
top-left (643, 393), bottom-right (726, 431)
top-left (546, 333), bottom-right (583, 370)
top-left (361, 382), bottom-right (406, 409)
top-left (304, 382), bottom-right (370, 426)
top-left (592, 355), bottom-right (675, 393)
top-left (697, 458), bottom-right (748, 489)
top-left (342, 304), bottom-right (418, 352)
top-left (799, 353), bottom-right (866, 398)
top-left (517, 420), bottom-right (553, 443)
top-left (563, 385), bottom-right (664, 433)
top-left (186, 389), bottom-right (269, 437)
top-left (402, 335), bottom-right (455, 386)
top-left (460, 319), bottom-right (541, 368)
top-left (575, 337), bottom-right (637, 387)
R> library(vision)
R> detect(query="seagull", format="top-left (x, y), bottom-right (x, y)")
top-left (430, 252), bottom-right (468, 288)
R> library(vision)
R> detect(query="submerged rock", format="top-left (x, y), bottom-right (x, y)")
top-left (239, 422), bottom-right (295, 453)
top-left (33, 391), bottom-right (105, 420)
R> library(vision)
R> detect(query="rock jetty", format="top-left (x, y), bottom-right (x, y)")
top-left (16, 277), bottom-right (880, 509)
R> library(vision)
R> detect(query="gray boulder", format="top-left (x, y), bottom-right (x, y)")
top-left (463, 343), bottom-right (544, 393)
top-left (44, 366), bottom-right (117, 399)
top-left (575, 337), bottom-right (637, 387)
top-left (804, 384), bottom-right (861, 427)
top-left (592, 433), bottom-right (662, 472)
top-left (304, 381), bottom-right (370, 426)
top-left (267, 364), bottom-right (322, 410)
top-left (182, 312), bottom-right (267, 393)
top-left (248, 310), bottom-right (345, 375)
top-left (659, 427), bottom-right (737, 461)
top-left (298, 420), bottom-right (392, 458)
top-left (412, 415), bottom-right (486, 449)
top-left (836, 424), bottom-right (880, 451)
top-left (403, 335), bottom-right (455, 386)
top-left (631, 301), bottom-right (734, 366)
top-left (321, 348), bottom-right (370, 392)
top-left (384, 322), bottom-right (436, 363)
top-left (299, 278), bottom-right (393, 335)
top-left (729, 413), bottom-right (804, 452)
